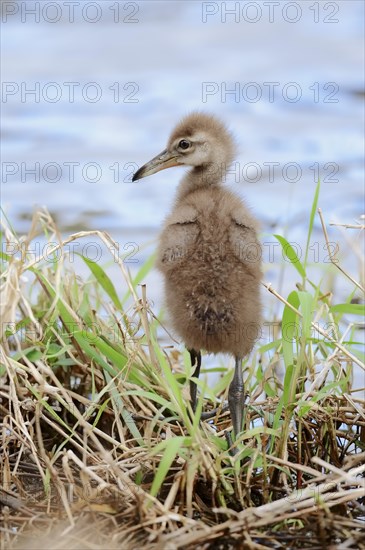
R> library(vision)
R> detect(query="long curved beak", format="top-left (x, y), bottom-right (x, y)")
top-left (132, 149), bottom-right (180, 181)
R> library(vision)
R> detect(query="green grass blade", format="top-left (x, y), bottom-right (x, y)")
top-left (122, 252), bottom-right (156, 303)
top-left (72, 333), bottom-right (118, 376)
top-left (274, 235), bottom-right (306, 278)
top-left (298, 290), bottom-right (314, 340)
top-left (304, 179), bottom-right (321, 268)
top-left (125, 389), bottom-right (175, 409)
top-left (104, 372), bottom-right (143, 443)
top-left (131, 252), bottom-right (156, 288)
top-left (0, 250), bottom-right (13, 262)
top-left (282, 291), bottom-right (300, 369)
top-left (78, 254), bottom-right (123, 310)
top-left (73, 331), bottom-right (126, 374)
top-left (330, 303), bottom-right (365, 315)
top-left (150, 437), bottom-right (187, 498)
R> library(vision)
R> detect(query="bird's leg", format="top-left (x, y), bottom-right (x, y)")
top-left (228, 356), bottom-right (245, 438)
top-left (189, 349), bottom-right (201, 411)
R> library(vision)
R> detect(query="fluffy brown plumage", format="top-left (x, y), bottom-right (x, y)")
top-left (133, 112), bottom-right (262, 438)
top-left (157, 185), bottom-right (261, 357)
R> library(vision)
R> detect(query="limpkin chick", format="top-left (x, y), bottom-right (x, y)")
top-left (133, 112), bottom-right (262, 439)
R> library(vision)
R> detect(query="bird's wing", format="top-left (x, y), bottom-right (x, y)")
top-left (157, 205), bottom-right (199, 268)
top-left (229, 214), bottom-right (261, 265)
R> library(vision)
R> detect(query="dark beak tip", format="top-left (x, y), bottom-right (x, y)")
top-left (132, 169), bottom-right (142, 182)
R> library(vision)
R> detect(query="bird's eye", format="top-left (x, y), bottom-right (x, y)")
top-left (178, 139), bottom-right (190, 150)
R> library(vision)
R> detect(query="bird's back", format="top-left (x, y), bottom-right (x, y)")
top-left (157, 185), bottom-right (262, 357)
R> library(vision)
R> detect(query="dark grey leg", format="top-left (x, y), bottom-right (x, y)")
top-left (228, 356), bottom-right (245, 438)
top-left (189, 349), bottom-right (201, 411)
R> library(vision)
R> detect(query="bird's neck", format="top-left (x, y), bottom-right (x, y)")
top-left (176, 163), bottom-right (225, 201)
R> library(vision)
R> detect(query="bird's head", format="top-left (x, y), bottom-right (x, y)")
top-left (132, 112), bottom-right (235, 182)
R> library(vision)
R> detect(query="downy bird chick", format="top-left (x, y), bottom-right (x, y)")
top-left (133, 112), bottom-right (262, 438)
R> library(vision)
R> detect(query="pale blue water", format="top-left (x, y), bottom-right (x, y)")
top-left (2, 1), bottom-right (364, 389)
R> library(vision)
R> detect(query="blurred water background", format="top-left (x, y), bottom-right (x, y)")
top-left (2, 0), bottom-right (364, 389)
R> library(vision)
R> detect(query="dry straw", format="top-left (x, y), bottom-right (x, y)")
top-left (1, 207), bottom-right (364, 549)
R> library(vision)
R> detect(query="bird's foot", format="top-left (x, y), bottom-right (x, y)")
top-left (200, 402), bottom-right (229, 420)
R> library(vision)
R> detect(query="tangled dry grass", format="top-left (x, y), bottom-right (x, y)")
top-left (1, 205), bottom-right (364, 549)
